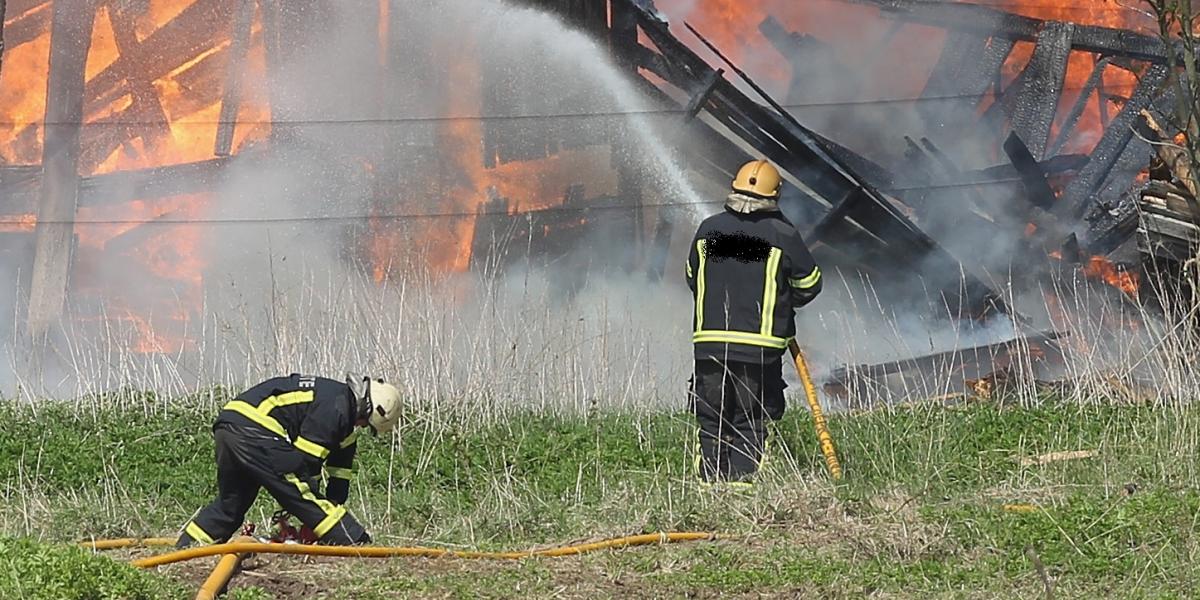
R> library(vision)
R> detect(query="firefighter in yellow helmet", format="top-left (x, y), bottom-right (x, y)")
top-left (685, 160), bottom-right (822, 484)
top-left (175, 373), bottom-right (402, 548)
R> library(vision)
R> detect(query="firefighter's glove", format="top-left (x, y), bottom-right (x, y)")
top-left (298, 525), bottom-right (319, 544)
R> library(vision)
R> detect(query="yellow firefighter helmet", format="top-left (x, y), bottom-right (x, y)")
top-left (365, 379), bottom-right (402, 433)
top-left (731, 159), bottom-right (782, 199)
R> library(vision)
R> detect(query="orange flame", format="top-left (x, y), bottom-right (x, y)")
top-left (0, 214), bottom-right (37, 233)
top-left (0, 0), bottom-right (272, 353)
top-left (1083, 255), bottom-right (1140, 297)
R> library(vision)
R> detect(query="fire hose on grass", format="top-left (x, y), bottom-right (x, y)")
top-left (195, 551), bottom-right (245, 600)
top-left (193, 537), bottom-right (254, 600)
top-left (83, 532), bottom-right (720, 599)
top-left (126, 531), bottom-right (721, 569)
top-left (789, 339), bottom-right (843, 481)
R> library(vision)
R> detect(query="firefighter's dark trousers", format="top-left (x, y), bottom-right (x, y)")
top-left (691, 358), bottom-right (786, 482)
top-left (176, 424), bottom-right (368, 548)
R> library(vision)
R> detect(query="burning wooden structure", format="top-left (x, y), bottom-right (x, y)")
top-left (0, 0), bottom-right (1188, 400)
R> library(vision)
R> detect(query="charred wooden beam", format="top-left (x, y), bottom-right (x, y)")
top-left (78, 157), bottom-right (234, 206)
top-left (1008, 21), bottom-right (1073, 160)
top-left (759, 16), bottom-right (852, 105)
top-left (108, 2), bottom-right (172, 157)
top-left (27, 0), bottom-right (95, 339)
top-left (919, 32), bottom-right (1015, 133)
top-left (923, 30), bottom-right (989, 99)
top-left (684, 68), bottom-right (723, 120)
top-left (84, 0), bottom-right (236, 116)
top-left (1048, 56), bottom-right (1111, 157)
top-left (825, 329), bottom-right (1067, 398)
top-left (5, 158), bottom-right (237, 209)
top-left (974, 154), bottom-right (1089, 180)
top-left (0, 165), bottom-right (40, 192)
top-left (981, 67), bottom-right (1027, 136)
top-left (214, 0), bottom-right (256, 157)
top-left (1058, 65), bottom-right (1169, 221)
top-left (0, 0), bottom-right (7, 73)
top-left (1002, 132), bottom-right (1056, 210)
top-left (0, 0), bottom-right (48, 52)
top-left (854, 0), bottom-right (1170, 63)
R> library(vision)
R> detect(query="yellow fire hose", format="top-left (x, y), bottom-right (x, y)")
top-left (78, 537), bottom-right (178, 550)
top-left (127, 532), bottom-right (718, 569)
top-left (194, 537), bottom-right (254, 600)
top-left (789, 339), bottom-right (843, 480)
top-left (196, 552), bottom-right (244, 600)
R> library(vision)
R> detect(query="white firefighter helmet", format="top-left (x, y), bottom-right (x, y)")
top-left (365, 379), bottom-right (402, 433)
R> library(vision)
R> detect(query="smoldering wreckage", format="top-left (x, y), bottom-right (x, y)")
top-left (1, 0), bottom-right (1195, 404)
top-left (3, 0), bottom-right (1200, 591)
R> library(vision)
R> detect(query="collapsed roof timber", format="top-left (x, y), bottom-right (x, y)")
top-left (0, 0), bottom-right (1191, 396)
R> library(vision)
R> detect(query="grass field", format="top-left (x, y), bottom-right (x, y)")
top-left (2, 389), bottom-right (1199, 598)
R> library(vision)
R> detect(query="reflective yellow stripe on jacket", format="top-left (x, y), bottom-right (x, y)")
top-left (325, 466), bottom-right (354, 480)
top-left (221, 391), bottom-right (328, 459)
top-left (760, 248), bottom-right (781, 337)
top-left (694, 238), bottom-right (707, 332)
top-left (692, 330), bottom-right (789, 349)
top-left (693, 240), bottom-right (790, 349)
top-left (285, 474), bottom-right (346, 538)
top-left (790, 266), bottom-right (821, 289)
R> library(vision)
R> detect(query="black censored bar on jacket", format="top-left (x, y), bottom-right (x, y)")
top-left (686, 209), bottom-right (822, 362)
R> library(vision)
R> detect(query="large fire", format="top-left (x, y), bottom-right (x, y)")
top-left (0, 0), bottom-right (271, 353)
top-left (0, 0), bottom-right (1160, 356)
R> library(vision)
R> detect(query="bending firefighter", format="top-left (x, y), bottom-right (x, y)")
top-left (176, 373), bottom-right (402, 548)
top-left (686, 159), bottom-right (822, 484)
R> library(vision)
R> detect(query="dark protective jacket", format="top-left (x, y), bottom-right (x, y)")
top-left (685, 206), bottom-right (822, 363)
top-left (215, 374), bottom-right (359, 503)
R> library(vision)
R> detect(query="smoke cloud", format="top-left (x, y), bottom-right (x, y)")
top-left (0, 0), bottom-right (1160, 410)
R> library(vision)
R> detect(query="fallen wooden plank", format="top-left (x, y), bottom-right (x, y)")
top-left (1141, 211), bottom-right (1200, 242)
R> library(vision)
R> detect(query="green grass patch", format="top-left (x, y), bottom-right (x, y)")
top-left (0, 537), bottom-right (187, 600)
top-left (2, 395), bottom-right (1200, 597)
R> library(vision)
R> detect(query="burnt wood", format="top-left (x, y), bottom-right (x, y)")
top-left (214, 0), bottom-right (256, 157)
top-left (855, 0), bottom-right (1170, 64)
top-left (825, 329), bottom-right (1067, 397)
top-left (109, 2), bottom-right (172, 155)
top-left (4, 158), bottom-right (237, 209)
top-left (83, 0), bottom-right (238, 116)
top-left (918, 31), bottom-right (1013, 133)
top-left (758, 16), bottom-right (853, 105)
top-left (27, 0), bottom-right (96, 339)
top-left (1008, 21), bottom-right (1073, 159)
top-left (684, 68), bottom-right (723, 121)
top-left (973, 154), bottom-right (1089, 180)
top-left (1003, 132), bottom-right (1056, 210)
top-left (1058, 65), bottom-right (1169, 222)
top-left (0, 0), bottom-right (48, 52)
top-left (1047, 56), bottom-right (1112, 157)
top-left (0, 0), bottom-right (6, 74)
